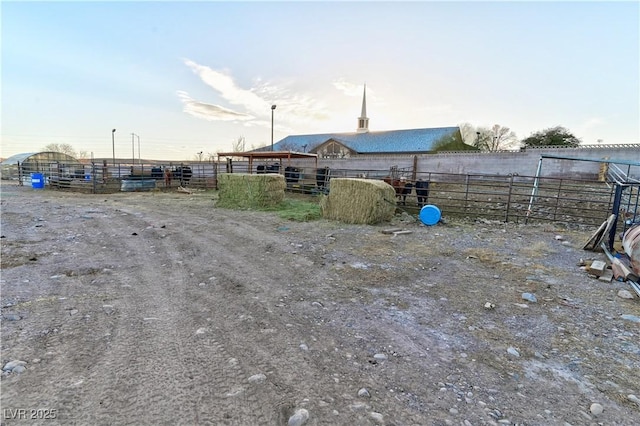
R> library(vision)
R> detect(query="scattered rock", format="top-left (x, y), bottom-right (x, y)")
top-left (3, 360), bottom-right (27, 372)
top-left (2, 313), bottom-right (22, 321)
top-left (627, 394), bottom-right (640, 406)
top-left (621, 314), bottom-right (640, 323)
top-left (484, 302), bottom-right (495, 310)
top-left (589, 403), bottom-right (603, 416)
top-left (287, 408), bottom-right (309, 426)
top-left (358, 388), bottom-right (371, 398)
top-left (12, 365), bottom-right (26, 374)
top-left (507, 347), bottom-right (520, 357)
top-left (618, 290), bottom-right (635, 299)
top-left (369, 412), bottom-right (384, 423)
top-left (488, 408), bottom-right (503, 419)
top-left (299, 343), bottom-right (309, 351)
top-left (248, 373), bottom-right (266, 383)
top-left (373, 353), bottom-right (387, 361)
top-left (521, 293), bottom-right (538, 303)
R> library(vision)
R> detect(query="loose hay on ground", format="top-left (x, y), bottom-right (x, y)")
top-left (320, 178), bottom-right (397, 224)
top-left (217, 173), bottom-right (286, 209)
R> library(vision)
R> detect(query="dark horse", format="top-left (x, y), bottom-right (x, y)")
top-left (173, 166), bottom-right (192, 186)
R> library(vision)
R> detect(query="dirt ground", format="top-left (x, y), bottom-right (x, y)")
top-left (1, 183), bottom-right (639, 426)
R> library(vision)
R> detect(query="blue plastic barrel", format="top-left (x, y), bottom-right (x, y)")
top-left (31, 173), bottom-right (45, 189)
top-left (419, 204), bottom-right (441, 226)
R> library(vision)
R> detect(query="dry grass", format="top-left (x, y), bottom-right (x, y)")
top-left (464, 247), bottom-right (503, 265)
top-left (522, 241), bottom-right (554, 258)
top-left (320, 178), bottom-right (397, 224)
top-left (217, 173), bottom-right (286, 209)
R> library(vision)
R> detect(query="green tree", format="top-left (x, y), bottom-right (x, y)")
top-left (521, 126), bottom-right (581, 148)
top-left (42, 143), bottom-right (78, 157)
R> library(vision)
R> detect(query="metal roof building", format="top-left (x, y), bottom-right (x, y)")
top-left (270, 126), bottom-right (467, 156)
top-left (0, 151), bottom-right (81, 183)
top-left (257, 85), bottom-right (476, 158)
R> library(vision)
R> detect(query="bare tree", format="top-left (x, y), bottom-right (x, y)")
top-left (232, 136), bottom-right (246, 152)
top-left (459, 123), bottom-right (517, 151)
top-left (485, 124), bottom-right (518, 151)
top-left (42, 143), bottom-right (78, 158)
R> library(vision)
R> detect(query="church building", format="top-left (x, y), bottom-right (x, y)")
top-left (268, 85), bottom-right (476, 158)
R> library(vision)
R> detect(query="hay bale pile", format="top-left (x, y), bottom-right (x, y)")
top-left (320, 178), bottom-right (397, 224)
top-left (217, 173), bottom-right (286, 209)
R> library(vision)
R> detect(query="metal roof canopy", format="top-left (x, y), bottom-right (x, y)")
top-left (216, 151), bottom-right (318, 174)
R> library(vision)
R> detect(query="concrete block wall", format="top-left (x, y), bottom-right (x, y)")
top-left (315, 146), bottom-right (640, 179)
top-left (227, 146), bottom-right (640, 180)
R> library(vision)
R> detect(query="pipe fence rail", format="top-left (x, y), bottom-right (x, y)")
top-left (9, 160), bottom-right (638, 231)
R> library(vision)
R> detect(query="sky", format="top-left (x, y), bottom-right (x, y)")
top-left (1, 1), bottom-right (639, 161)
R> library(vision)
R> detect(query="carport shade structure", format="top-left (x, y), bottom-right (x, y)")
top-left (216, 151), bottom-right (318, 174)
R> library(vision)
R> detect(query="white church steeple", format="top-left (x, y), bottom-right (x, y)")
top-left (356, 84), bottom-right (369, 133)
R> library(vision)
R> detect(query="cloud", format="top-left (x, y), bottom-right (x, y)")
top-left (180, 59), bottom-right (332, 130)
top-left (177, 91), bottom-right (253, 122)
top-left (332, 78), bottom-right (384, 107)
top-left (332, 79), bottom-right (364, 97)
top-left (183, 59), bottom-right (271, 116)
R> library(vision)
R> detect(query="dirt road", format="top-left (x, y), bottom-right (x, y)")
top-left (1, 183), bottom-right (639, 425)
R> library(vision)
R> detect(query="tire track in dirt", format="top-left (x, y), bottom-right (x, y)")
top-left (61, 205), bottom-right (273, 425)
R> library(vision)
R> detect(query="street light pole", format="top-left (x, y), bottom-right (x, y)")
top-left (132, 133), bottom-right (140, 164)
top-left (271, 104), bottom-right (276, 151)
top-left (131, 133), bottom-right (136, 166)
top-left (112, 129), bottom-right (116, 166)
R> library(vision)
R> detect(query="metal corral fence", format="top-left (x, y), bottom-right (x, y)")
top-left (8, 160), bottom-right (218, 193)
top-left (244, 165), bottom-right (639, 232)
top-left (10, 159), bottom-right (638, 231)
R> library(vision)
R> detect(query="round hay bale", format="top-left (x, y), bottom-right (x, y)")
top-left (320, 178), bottom-right (396, 224)
top-left (217, 173), bottom-right (286, 209)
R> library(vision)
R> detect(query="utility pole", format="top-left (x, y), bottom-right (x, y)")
top-left (112, 129), bottom-right (116, 166)
top-left (271, 104), bottom-right (276, 151)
